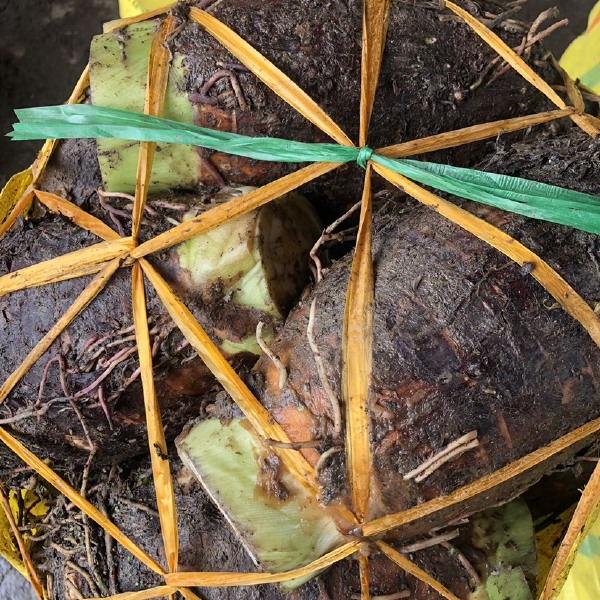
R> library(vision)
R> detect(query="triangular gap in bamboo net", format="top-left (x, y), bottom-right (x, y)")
top-left (1, 0), bottom-right (600, 596)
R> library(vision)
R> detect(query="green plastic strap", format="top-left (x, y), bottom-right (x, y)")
top-left (9, 104), bottom-right (600, 235)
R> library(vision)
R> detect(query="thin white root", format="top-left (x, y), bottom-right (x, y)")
top-left (256, 321), bottom-right (287, 389)
top-left (399, 529), bottom-right (460, 553)
top-left (307, 299), bottom-right (343, 436)
top-left (315, 446), bottom-right (344, 473)
top-left (404, 431), bottom-right (479, 482)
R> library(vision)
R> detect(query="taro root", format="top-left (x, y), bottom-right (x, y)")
top-left (44, 0), bottom-right (552, 218)
top-left (174, 129), bottom-right (600, 599)
top-left (248, 193), bottom-right (600, 527)
top-left (0, 187), bottom-right (320, 464)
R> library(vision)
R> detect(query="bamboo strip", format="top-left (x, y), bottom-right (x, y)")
top-left (444, 1), bottom-right (598, 137)
top-left (34, 190), bottom-right (121, 241)
top-left (0, 427), bottom-right (165, 575)
top-left (360, 0), bottom-right (391, 146)
top-left (0, 237), bottom-right (133, 298)
top-left (377, 109), bottom-right (573, 159)
top-left (372, 164), bottom-right (600, 347)
top-left (343, 169), bottom-right (374, 523)
top-left (164, 541), bottom-right (362, 587)
top-left (105, 4), bottom-right (174, 31)
top-left (541, 461), bottom-right (600, 600)
top-left (132, 262), bottom-right (179, 574)
top-left (0, 484), bottom-right (43, 599)
top-left (188, 7), bottom-right (354, 148)
top-left (359, 552), bottom-right (371, 600)
top-left (376, 542), bottom-right (461, 600)
top-left (88, 587), bottom-right (177, 600)
top-left (132, 16), bottom-right (174, 240)
top-left (131, 162), bottom-right (340, 259)
top-left (0, 258), bottom-right (121, 405)
top-left (363, 411), bottom-right (600, 539)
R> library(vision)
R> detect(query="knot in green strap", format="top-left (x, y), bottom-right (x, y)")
top-left (356, 146), bottom-right (374, 169)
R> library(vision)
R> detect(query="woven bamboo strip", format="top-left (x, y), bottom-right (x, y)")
top-left (0, 237), bottom-right (132, 298)
top-left (343, 169), bottom-right (374, 523)
top-left (444, 1), bottom-right (598, 137)
top-left (131, 162), bottom-right (340, 259)
top-left (0, 427), bottom-right (165, 575)
top-left (132, 16), bottom-right (174, 240)
top-left (189, 7), bottom-right (354, 147)
top-left (359, 0), bottom-right (391, 146)
top-left (377, 542), bottom-right (460, 600)
top-left (165, 541), bottom-right (362, 586)
top-left (373, 164), bottom-right (600, 347)
top-left (541, 461), bottom-right (600, 599)
top-left (132, 262), bottom-right (179, 574)
top-left (35, 190), bottom-right (121, 241)
top-left (377, 109), bottom-right (573, 158)
top-left (364, 411), bottom-right (600, 538)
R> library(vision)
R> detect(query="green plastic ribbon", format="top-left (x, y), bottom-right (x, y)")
top-left (9, 104), bottom-right (600, 235)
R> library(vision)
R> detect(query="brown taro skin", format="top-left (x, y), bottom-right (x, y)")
top-left (249, 201), bottom-right (600, 524)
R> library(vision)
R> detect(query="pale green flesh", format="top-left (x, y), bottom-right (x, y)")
top-left (177, 191), bottom-right (322, 322)
top-left (90, 20), bottom-right (199, 193)
top-left (176, 418), bottom-right (346, 589)
top-left (468, 499), bottom-right (536, 600)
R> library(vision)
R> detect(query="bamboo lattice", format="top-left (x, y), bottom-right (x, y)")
top-left (1, 1), bottom-right (600, 599)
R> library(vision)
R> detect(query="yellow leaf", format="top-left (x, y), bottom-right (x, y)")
top-left (0, 169), bottom-right (33, 225)
top-left (0, 487), bottom-right (49, 598)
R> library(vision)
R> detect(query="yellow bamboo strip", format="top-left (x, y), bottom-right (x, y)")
top-left (188, 7), bottom-right (354, 148)
top-left (372, 163), bottom-right (600, 347)
top-left (165, 541), bottom-right (362, 587)
top-left (364, 410), bottom-right (600, 539)
top-left (360, 0), bottom-right (391, 146)
top-left (106, 4), bottom-right (174, 31)
top-left (343, 168), bottom-right (374, 523)
top-left (377, 109), bottom-right (573, 158)
top-left (0, 258), bottom-right (121, 405)
top-left (0, 237), bottom-right (133, 298)
top-left (88, 586), bottom-right (178, 600)
top-left (177, 588), bottom-right (205, 600)
top-left (443, 1), bottom-right (598, 137)
top-left (541, 461), bottom-right (600, 600)
top-left (548, 56), bottom-right (586, 116)
top-left (0, 427), bottom-right (165, 575)
top-left (34, 190), bottom-right (121, 241)
top-left (131, 162), bottom-right (340, 259)
top-left (376, 542), bottom-right (461, 600)
top-left (138, 258), bottom-right (317, 488)
top-left (359, 552), bottom-right (371, 600)
top-left (0, 484), bottom-right (43, 600)
top-left (0, 186), bottom-right (35, 240)
top-left (132, 16), bottom-right (175, 240)
top-left (132, 262), bottom-right (179, 574)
